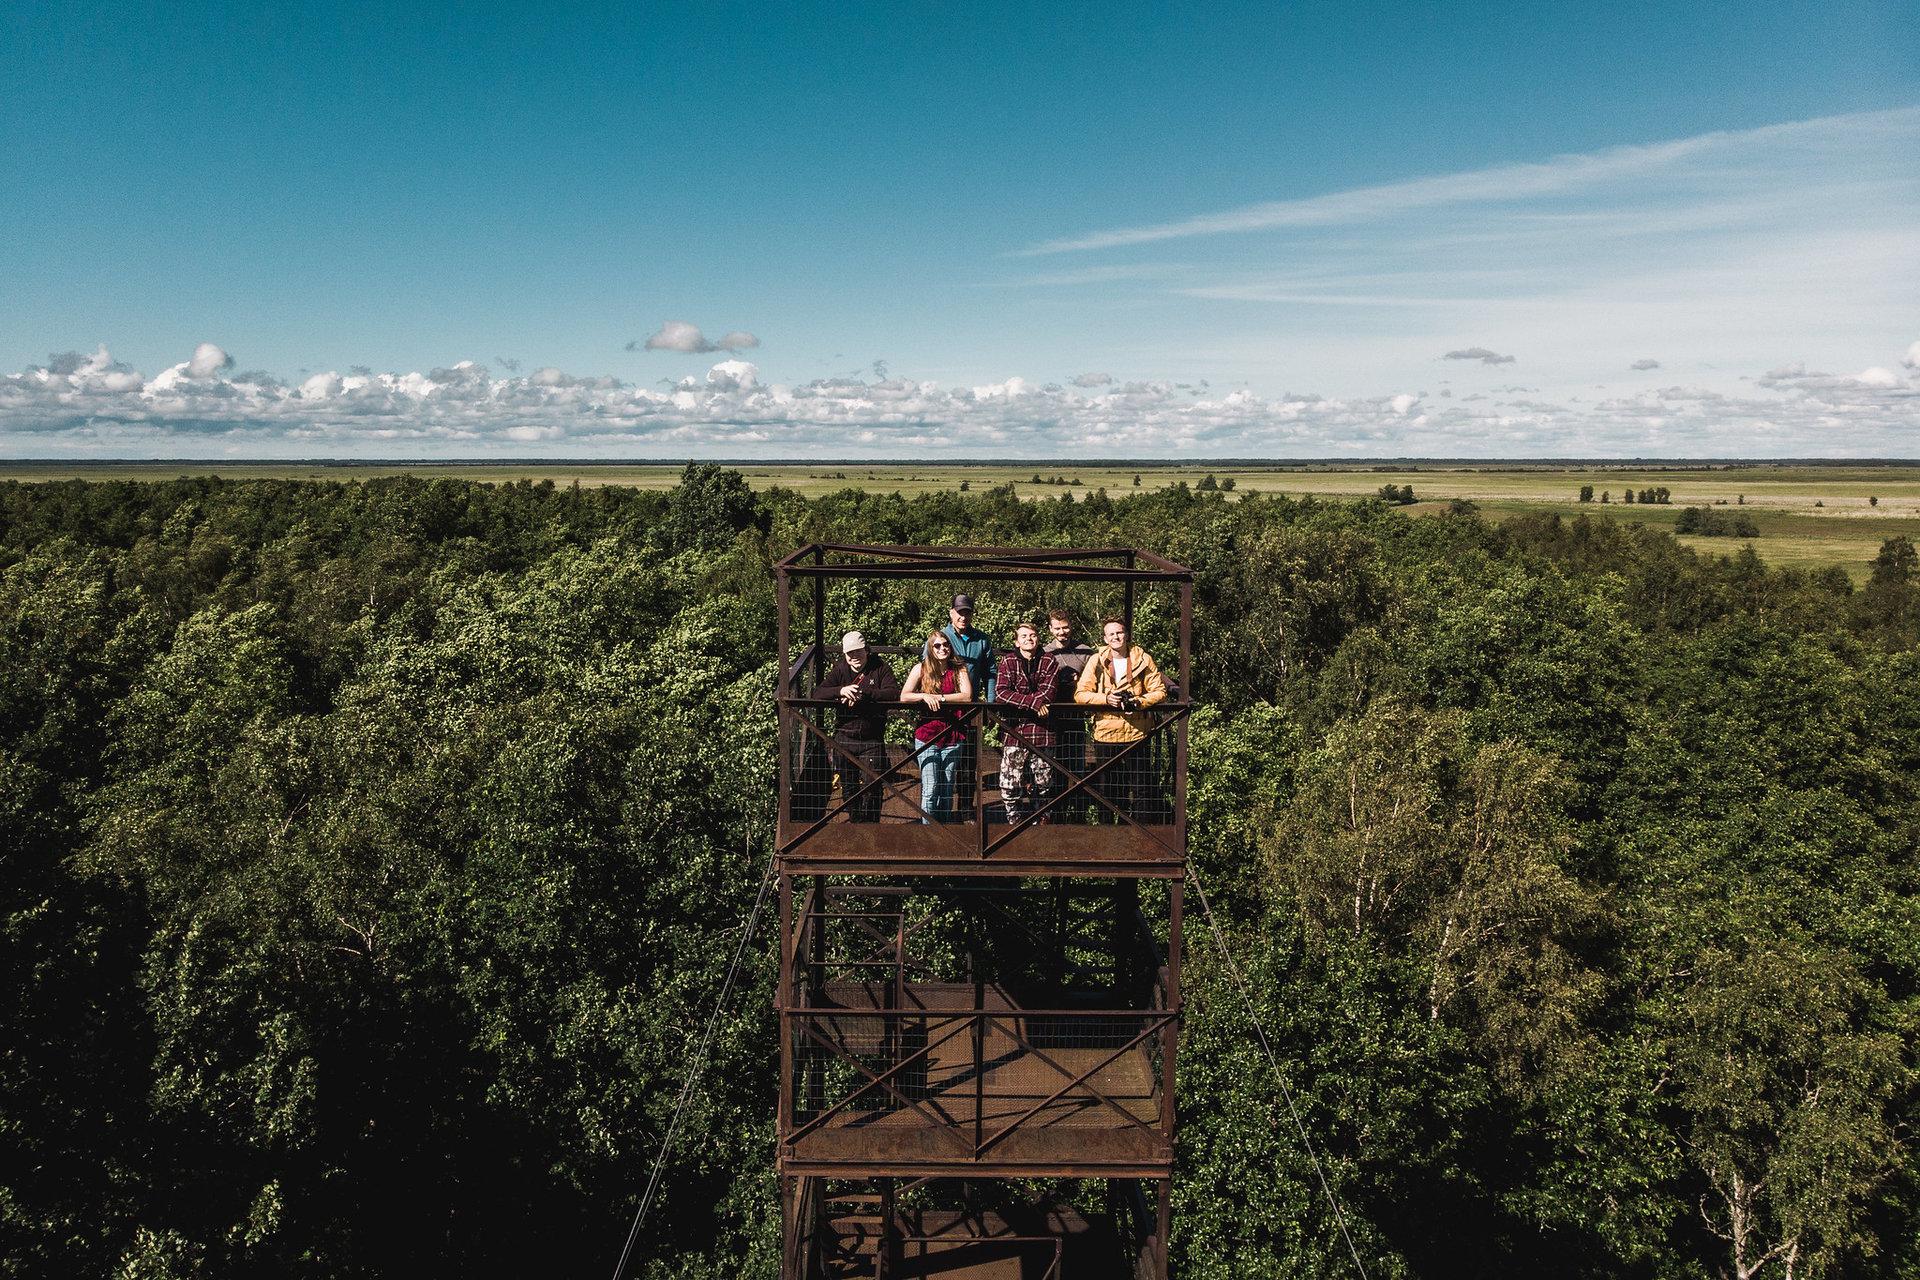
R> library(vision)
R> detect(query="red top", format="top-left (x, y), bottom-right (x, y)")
top-left (913, 667), bottom-right (966, 747)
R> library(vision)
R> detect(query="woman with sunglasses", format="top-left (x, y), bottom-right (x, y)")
top-left (902, 628), bottom-right (975, 823)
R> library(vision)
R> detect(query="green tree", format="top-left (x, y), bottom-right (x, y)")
top-left (1654, 941), bottom-right (1902, 1279)
top-left (660, 463), bottom-right (765, 553)
top-left (1272, 701), bottom-right (1601, 1089)
top-left (1858, 535), bottom-right (1918, 637)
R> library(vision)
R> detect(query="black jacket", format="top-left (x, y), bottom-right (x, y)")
top-left (810, 655), bottom-right (901, 741)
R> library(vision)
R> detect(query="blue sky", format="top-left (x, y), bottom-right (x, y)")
top-left (2, 0), bottom-right (1916, 456)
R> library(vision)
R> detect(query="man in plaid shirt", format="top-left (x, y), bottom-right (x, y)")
top-left (993, 620), bottom-right (1062, 824)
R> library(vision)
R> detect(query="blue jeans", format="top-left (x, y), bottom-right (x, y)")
top-left (918, 742), bottom-right (964, 823)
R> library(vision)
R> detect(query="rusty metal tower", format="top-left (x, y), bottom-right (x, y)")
top-left (774, 545), bottom-right (1191, 1278)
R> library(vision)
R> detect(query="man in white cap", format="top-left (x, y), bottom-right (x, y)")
top-left (809, 630), bottom-right (900, 822)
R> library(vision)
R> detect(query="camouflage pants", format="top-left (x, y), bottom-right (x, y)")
top-left (999, 740), bottom-right (1056, 824)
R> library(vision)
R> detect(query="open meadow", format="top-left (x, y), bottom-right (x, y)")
top-left (8, 460), bottom-right (1918, 580)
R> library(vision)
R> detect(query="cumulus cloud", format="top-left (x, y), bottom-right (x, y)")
top-left (1631, 358), bottom-right (1662, 371)
top-left (141, 342), bottom-right (248, 394)
top-left (635, 321), bottom-right (761, 353)
top-left (31, 346), bottom-right (145, 394)
top-left (704, 359), bottom-right (759, 392)
top-left (187, 342), bottom-right (234, 378)
top-left (1904, 340), bottom-right (1920, 370)
top-left (299, 371), bottom-right (344, 399)
top-left (1072, 372), bottom-right (1114, 387)
top-left (2, 343), bottom-right (1917, 458)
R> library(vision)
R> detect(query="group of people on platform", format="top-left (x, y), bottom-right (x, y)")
top-left (808, 593), bottom-right (1170, 825)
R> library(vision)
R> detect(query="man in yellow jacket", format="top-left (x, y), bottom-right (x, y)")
top-left (1073, 616), bottom-right (1169, 821)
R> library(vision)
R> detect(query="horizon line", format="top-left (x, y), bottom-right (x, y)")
top-left (7, 457), bottom-right (1920, 469)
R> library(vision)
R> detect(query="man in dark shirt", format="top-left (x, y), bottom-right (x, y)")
top-left (809, 630), bottom-right (900, 822)
top-left (1043, 608), bottom-right (1094, 822)
top-left (941, 593), bottom-right (994, 814)
top-left (942, 593), bottom-right (996, 702)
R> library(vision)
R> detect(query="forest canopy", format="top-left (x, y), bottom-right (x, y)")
top-left (2, 466), bottom-right (1916, 1279)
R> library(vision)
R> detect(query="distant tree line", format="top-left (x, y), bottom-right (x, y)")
top-left (1675, 506), bottom-right (1761, 537)
top-left (1581, 485), bottom-right (1673, 504)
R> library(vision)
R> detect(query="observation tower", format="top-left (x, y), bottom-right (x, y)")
top-left (774, 544), bottom-right (1191, 1278)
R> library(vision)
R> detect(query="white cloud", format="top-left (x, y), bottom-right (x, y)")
top-left (1905, 340), bottom-right (1920, 370)
top-left (1072, 372), bottom-right (1114, 387)
top-left (1443, 347), bottom-right (1516, 366)
top-left (30, 345), bottom-right (146, 394)
top-left (187, 342), bottom-right (233, 378)
top-left (636, 321), bottom-right (760, 353)
top-left (145, 341), bottom-right (241, 393)
top-left (705, 359), bottom-right (759, 391)
top-left (971, 377), bottom-right (1034, 399)
top-left (299, 371), bottom-right (344, 399)
top-left (3, 344), bottom-right (1915, 458)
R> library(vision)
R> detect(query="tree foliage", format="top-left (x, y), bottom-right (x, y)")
top-left (1, 475), bottom-right (1916, 1278)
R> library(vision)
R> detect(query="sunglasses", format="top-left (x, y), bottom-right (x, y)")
top-left (930, 641), bottom-right (952, 650)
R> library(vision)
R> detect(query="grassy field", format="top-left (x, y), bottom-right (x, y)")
top-left (6, 461), bottom-right (1918, 580)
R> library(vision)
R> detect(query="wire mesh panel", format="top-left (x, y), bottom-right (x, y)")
top-left (786, 1008), bottom-right (1173, 1170)
top-left (780, 702), bottom-right (1187, 872)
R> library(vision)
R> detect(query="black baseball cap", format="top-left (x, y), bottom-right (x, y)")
top-left (951, 593), bottom-right (975, 611)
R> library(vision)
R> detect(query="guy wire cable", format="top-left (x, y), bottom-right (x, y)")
top-left (1186, 860), bottom-right (1373, 1280)
top-left (610, 830), bottom-right (777, 1280)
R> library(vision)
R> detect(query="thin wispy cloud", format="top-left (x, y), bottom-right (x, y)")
top-left (1016, 107), bottom-right (1920, 256)
top-left (995, 106), bottom-right (1919, 402)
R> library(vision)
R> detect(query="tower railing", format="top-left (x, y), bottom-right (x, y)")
top-left (779, 697), bottom-right (1188, 875)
